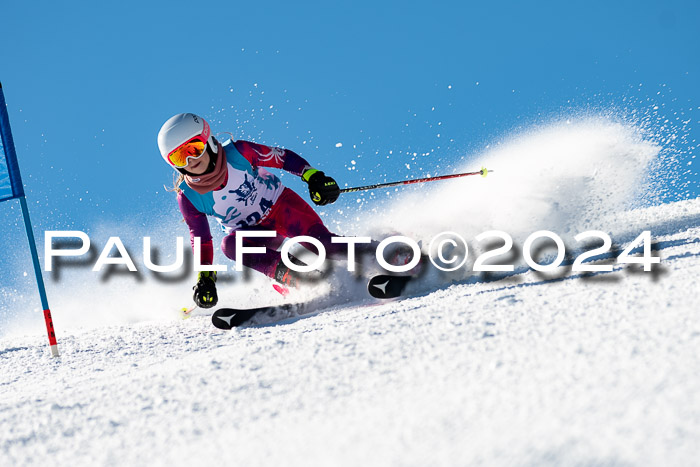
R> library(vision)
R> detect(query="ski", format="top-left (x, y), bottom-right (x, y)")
top-left (210, 274), bottom-right (414, 330)
top-left (211, 302), bottom-right (308, 330)
top-left (367, 275), bottom-right (413, 299)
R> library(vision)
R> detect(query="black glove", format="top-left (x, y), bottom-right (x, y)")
top-left (193, 271), bottom-right (218, 308)
top-left (302, 169), bottom-right (340, 206)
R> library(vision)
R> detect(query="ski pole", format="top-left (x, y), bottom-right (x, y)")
top-left (339, 167), bottom-right (492, 194)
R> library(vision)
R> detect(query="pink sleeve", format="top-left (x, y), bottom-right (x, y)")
top-left (234, 140), bottom-right (312, 176)
top-left (177, 191), bottom-right (214, 265)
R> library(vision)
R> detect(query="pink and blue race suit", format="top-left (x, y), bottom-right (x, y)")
top-left (177, 139), bottom-right (346, 278)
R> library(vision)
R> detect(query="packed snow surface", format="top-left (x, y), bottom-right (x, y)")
top-left (1, 119), bottom-right (699, 465)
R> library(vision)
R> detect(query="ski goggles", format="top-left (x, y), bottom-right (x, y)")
top-left (166, 121), bottom-right (212, 168)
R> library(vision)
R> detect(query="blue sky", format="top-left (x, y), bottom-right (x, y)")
top-left (1, 1), bottom-right (698, 251)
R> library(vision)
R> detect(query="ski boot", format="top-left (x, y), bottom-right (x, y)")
top-left (273, 255), bottom-right (323, 289)
top-left (386, 242), bottom-right (425, 276)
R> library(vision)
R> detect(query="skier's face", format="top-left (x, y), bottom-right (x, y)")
top-left (184, 146), bottom-right (211, 174)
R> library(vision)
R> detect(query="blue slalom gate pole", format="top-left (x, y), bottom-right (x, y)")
top-left (0, 82), bottom-right (59, 357)
top-left (19, 196), bottom-right (59, 356)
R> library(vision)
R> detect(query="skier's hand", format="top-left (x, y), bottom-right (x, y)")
top-left (193, 271), bottom-right (218, 309)
top-left (302, 169), bottom-right (340, 206)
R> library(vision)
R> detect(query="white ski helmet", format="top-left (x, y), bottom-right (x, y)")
top-left (157, 113), bottom-right (218, 169)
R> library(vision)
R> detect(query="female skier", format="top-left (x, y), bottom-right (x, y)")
top-left (158, 113), bottom-right (347, 309)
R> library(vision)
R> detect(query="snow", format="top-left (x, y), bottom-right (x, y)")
top-left (1, 117), bottom-right (699, 465)
top-left (359, 119), bottom-right (665, 245)
top-left (1, 198), bottom-right (699, 466)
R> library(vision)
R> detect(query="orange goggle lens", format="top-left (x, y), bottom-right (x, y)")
top-left (168, 140), bottom-right (206, 168)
